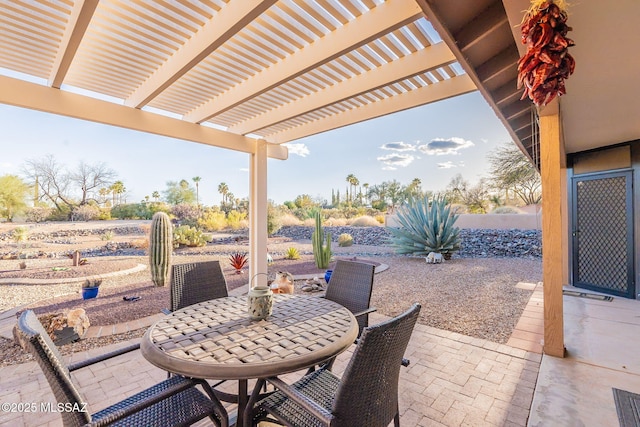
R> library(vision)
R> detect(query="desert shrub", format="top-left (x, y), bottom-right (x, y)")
top-left (375, 214), bottom-right (385, 224)
top-left (12, 226), bottom-right (28, 243)
top-left (449, 204), bottom-right (468, 214)
top-left (325, 217), bottom-right (348, 226)
top-left (349, 215), bottom-right (380, 227)
top-left (389, 197), bottom-right (461, 256)
top-left (97, 208), bottom-right (111, 220)
top-left (302, 218), bottom-right (315, 227)
top-left (111, 203), bottom-right (151, 219)
top-left (25, 206), bottom-right (53, 223)
top-left (279, 213), bottom-right (302, 226)
top-left (267, 202), bottom-right (281, 236)
top-left (227, 210), bottom-right (247, 230)
top-left (321, 208), bottom-right (345, 220)
top-left (340, 207), bottom-right (362, 219)
top-left (338, 233), bottom-right (353, 247)
top-left (139, 223), bottom-right (151, 235)
top-left (47, 205), bottom-right (71, 221)
top-left (171, 203), bottom-right (202, 226)
top-left (284, 247), bottom-right (300, 260)
top-left (197, 209), bottom-right (227, 231)
top-left (130, 238), bottom-right (149, 249)
top-left (491, 206), bottom-right (525, 214)
top-left (100, 230), bottom-right (114, 241)
top-left (129, 202), bottom-right (171, 220)
top-left (72, 204), bottom-right (100, 221)
top-left (173, 225), bottom-right (210, 247)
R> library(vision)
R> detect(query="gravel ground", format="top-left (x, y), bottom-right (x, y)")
top-left (0, 237), bottom-right (542, 366)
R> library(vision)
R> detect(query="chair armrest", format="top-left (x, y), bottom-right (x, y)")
top-left (161, 308), bottom-right (171, 315)
top-left (88, 376), bottom-right (199, 427)
top-left (352, 306), bottom-right (377, 318)
top-left (266, 376), bottom-right (334, 424)
top-left (68, 342), bottom-right (140, 372)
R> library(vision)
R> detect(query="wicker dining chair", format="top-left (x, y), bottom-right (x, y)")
top-left (244, 303), bottom-right (421, 427)
top-left (16, 310), bottom-right (228, 427)
top-left (163, 260), bottom-right (230, 388)
top-left (164, 260), bottom-right (229, 313)
top-left (324, 259), bottom-right (376, 337)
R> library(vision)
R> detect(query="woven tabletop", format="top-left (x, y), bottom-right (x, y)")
top-left (141, 294), bottom-right (358, 380)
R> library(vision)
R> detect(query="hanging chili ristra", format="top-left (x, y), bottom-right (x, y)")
top-left (517, 0), bottom-right (575, 107)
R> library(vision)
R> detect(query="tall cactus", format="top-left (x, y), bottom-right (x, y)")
top-left (311, 211), bottom-right (332, 269)
top-left (149, 212), bottom-right (172, 287)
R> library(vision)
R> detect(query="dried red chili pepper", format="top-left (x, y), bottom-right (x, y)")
top-left (517, 0), bottom-right (575, 107)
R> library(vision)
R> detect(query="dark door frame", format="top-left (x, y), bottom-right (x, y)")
top-left (571, 169), bottom-right (635, 298)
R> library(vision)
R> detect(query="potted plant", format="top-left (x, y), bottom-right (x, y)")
top-left (81, 279), bottom-right (102, 300)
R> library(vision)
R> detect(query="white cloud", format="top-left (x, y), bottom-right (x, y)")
top-left (417, 137), bottom-right (474, 156)
top-left (380, 141), bottom-right (416, 151)
top-left (382, 166), bottom-right (397, 171)
top-left (377, 153), bottom-right (415, 168)
top-left (437, 161), bottom-right (456, 169)
top-left (284, 142), bottom-right (310, 157)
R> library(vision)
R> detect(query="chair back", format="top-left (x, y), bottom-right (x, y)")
top-left (331, 303), bottom-right (421, 427)
top-left (16, 310), bottom-right (92, 427)
top-left (170, 261), bottom-right (228, 312)
top-left (324, 259), bottom-right (375, 336)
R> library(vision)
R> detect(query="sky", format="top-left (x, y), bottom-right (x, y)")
top-left (0, 90), bottom-right (512, 206)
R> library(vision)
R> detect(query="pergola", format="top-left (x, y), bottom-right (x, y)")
top-left (1, 0), bottom-right (638, 357)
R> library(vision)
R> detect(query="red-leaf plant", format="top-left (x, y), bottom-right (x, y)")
top-left (229, 252), bottom-right (248, 274)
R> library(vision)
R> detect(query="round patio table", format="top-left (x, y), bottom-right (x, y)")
top-left (141, 294), bottom-right (358, 426)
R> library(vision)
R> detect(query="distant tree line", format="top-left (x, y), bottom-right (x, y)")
top-left (0, 143), bottom-right (540, 222)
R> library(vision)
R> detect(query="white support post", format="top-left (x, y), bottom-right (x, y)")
top-left (249, 140), bottom-right (269, 288)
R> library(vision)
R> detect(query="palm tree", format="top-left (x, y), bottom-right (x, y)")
top-left (98, 187), bottom-right (111, 207)
top-left (192, 176), bottom-right (201, 206)
top-left (109, 181), bottom-right (125, 206)
top-left (218, 182), bottom-right (229, 205)
top-left (152, 191), bottom-right (160, 202)
top-left (351, 176), bottom-right (360, 205)
top-left (345, 174), bottom-right (359, 204)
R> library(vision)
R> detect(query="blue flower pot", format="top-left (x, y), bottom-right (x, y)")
top-left (324, 270), bottom-right (333, 284)
top-left (82, 287), bottom-right (99, 300)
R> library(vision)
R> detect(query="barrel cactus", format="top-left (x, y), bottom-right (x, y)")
top-left (149, 212), bottom-right (173, 287)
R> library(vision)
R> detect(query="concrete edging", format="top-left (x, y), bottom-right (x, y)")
top-left (0, 263), bottom-right (147, 285)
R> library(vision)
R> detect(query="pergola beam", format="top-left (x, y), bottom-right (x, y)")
top-left (184, 0), bottom-right (423, 124)
top-left (48, 0), bottom-right (99, 88)
top-left (492, 79), bottom-right (522, 107)
top-left (456, 2), bottom-right (508, 53)
top-left (125, 0), bottom-right (277, 108)
top-left (229, 42), bottom-right (456, 135)
top-left (0, 75), bottom-right (287, 160)
top-left (268, 74), bottom-right (476, 144)
top-left (476, 46), bottom-right (518, 85)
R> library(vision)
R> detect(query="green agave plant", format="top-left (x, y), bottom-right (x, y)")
top-left (389, 197), bottom-right (461, 256)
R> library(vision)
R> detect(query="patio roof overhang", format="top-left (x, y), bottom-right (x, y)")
top-left (0, 0), bottom-right (477, 151)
